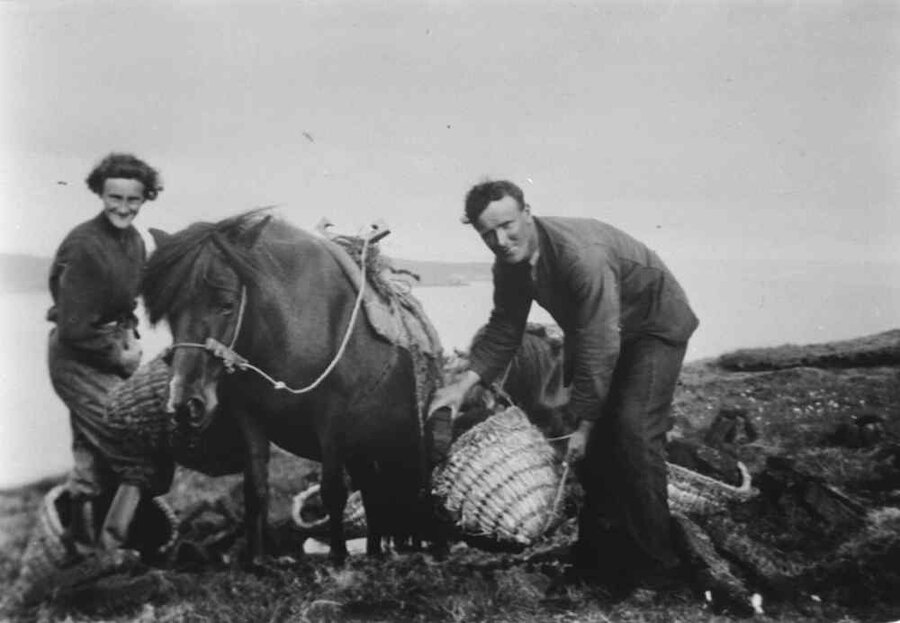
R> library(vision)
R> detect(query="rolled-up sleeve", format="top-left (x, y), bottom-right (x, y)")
top-left (467, 264), bottom-right (532, 385)
top-left (565, 246), bottom-right (621, 422)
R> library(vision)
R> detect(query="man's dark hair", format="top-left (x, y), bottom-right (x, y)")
top-left (463, 180), bottom-right (525, 224)
top-left (85, 153), bottom-right (163, 201)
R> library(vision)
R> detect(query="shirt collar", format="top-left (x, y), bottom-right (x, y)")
top-left (528, 246), bottom-right (540, 282)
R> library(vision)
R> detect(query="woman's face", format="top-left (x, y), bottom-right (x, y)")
top-left (101, 178), bottom-right (146, 229)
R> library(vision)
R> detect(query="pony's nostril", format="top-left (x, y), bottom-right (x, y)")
top-left (186, 397), bottom-right (205, 423)
top-left (175, 397), bottom-right (206, 427)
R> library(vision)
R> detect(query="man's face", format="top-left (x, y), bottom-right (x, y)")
top-left (473, 195), bottom-right (537, 265)
top-left (101, 178), bottom-right (146, 229)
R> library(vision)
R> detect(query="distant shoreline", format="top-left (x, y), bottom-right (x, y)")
top-left (0, 253), bottom-right (495, 294)
top-left (3, 327), bottom-right (897, 492)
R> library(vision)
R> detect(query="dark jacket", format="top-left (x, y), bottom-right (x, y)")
top-left (47, 212), bottom-right (146, 373)
top-left (468, 216), bottom-right (698, 423)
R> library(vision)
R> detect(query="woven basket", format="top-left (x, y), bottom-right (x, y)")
top-left (106, 355), bottom-right (171, 429)
top-left (10, 485), bottom-right (178, 607)
top-left (108, 354), bottom-right (246, 478)
top-left (431, 406), bottom-right (565, 547)
top-left (291, 484), bottom-right (367, 539)
top-left (11, 485), bottom-right (78, 605)
top-left (667, 461), bottom-right (756, 515)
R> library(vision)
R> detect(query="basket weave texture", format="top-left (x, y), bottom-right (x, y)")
top-left (431, 406), bottom-right (564, 546)
top-left (106, 356), bottom-right (172, 433)
top-left (12, 485), bottom-right (76, 605)
top-left (10, 485), bottom-right (178, 607)
top-left (291, 484), bottom-right (368, 539)
top-left (667, 461), bottom-right (756, 515)
top-left (106, 354), bottom-right (246, 483)
top-left (102, 355), bottom-right (176, 493)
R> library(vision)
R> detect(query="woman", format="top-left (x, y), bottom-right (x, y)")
top-left (47, 152), bottom-right (162, 551)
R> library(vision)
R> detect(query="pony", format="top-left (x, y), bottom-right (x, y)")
top-left (142, 210), bottom-right (433, 565)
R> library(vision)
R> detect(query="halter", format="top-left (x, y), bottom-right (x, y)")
top-left (168, 230), bottom-right (372, 395)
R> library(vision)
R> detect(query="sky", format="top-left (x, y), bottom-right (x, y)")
top-left (1, 0), bottom-right (898, 265)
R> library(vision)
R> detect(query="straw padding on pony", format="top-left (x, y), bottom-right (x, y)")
top-left (432, 406), bottom-right (565, 546)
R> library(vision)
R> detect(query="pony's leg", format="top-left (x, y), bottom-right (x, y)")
top-left (348, 459), bottom-right (385, 558)
top-left (236, 414), bottom-right (271, 567)
top-left (320, 447), bottom-right (349, 565)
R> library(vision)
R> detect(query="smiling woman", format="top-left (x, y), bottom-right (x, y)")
top-left (44, 152), bottom-right (164, 552)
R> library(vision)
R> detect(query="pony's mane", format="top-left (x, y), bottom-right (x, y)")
top-left (142, 209), bottom-right (279, 324)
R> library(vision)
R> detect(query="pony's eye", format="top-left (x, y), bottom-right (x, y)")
top-left (219, 303), bottom-right (235, 316)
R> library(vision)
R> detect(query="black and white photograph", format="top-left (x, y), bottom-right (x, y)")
top-left (1, 1), bottom-right (898, 621)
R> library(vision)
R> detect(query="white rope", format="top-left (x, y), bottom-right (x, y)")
top-left (170, 231), bottom-right (372, 395)
top-left (542, 461), bottom-right (570, 535)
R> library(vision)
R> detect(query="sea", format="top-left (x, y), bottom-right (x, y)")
top-left (2, 258), bottom-right (899, 489)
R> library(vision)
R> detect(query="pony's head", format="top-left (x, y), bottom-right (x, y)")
top-left (143, 210), bottom-right (272, 431)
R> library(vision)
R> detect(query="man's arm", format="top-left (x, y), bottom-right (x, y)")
top-left (467, 263), bottom-right (532, 385)
top-left (428, 263), bottom-right (532, 420)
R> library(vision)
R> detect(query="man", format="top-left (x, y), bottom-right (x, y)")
top-left (47, 152), bottom-right (162, 552)
top-left (429, 179), bottom-right (698, 592)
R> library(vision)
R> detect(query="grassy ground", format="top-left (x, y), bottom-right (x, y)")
top-left (2, 331), bottom-right (899, 622)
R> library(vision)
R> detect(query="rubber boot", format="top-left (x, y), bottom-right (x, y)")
top-left (69, 494), bottom-right (98, 548)
top-left (99, 484), bottom-right (142, 551)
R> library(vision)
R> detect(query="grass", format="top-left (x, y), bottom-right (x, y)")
top-left (2, 332), bottom-right (900, 622)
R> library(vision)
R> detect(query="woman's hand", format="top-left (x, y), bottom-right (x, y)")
top-left (113, 324), bottom-right (142, 378)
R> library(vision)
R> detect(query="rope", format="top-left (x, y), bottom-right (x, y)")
top-left (542, 460), bottom-right (570, 535)
top-left (169, 231), bottom-right (372, 395)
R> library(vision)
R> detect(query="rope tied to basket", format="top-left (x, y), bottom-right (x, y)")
top-left (432, 406), bottom-right (569, 547)
top-left (289, 406), bottom-right (571, 548)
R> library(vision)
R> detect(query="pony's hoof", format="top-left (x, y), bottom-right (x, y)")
top-left (365, 537), bottom-right (385, 559)
top-left (246, 556), bottom-right (281, 578)
top-left (328, 550), bottom-right (348, 568)
top-left (428, 541), bottom-right (450, 562)
top-left (392, 536), bottom-right (422, 553)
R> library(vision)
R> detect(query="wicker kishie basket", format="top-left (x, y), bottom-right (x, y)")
top-left (291, 484), bottom-right (368, 540)
top-left (106, 355), bottom-right (172, 429)
top-left (106, 354), bottom-right (246, 480)
top-left (431, 406), bottom-right (565, 548)
top-left (8, 484), bottom-right (177, 608)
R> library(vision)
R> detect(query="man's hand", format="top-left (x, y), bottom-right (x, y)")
top-left (428, 370), bottom-right (481, 421)
top-left (566, 419), bottom-right (595, 464)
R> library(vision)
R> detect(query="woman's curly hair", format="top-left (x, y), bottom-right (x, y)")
top-left (85, 153), bottom-right (163, 201)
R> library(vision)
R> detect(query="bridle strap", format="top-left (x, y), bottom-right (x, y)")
top-left (229, 284), bottom-right (247, 350)
top-left (167, 234), bottom-right (371, 395)
top-left (167, 286), bottom-right (248, 372)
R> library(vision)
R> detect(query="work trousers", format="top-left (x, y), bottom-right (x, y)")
top-left (574, 335), bottom-right (687, 580)
top-left (47, 328), bottom-right (126, 499)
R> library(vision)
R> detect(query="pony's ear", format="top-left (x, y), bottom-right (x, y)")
top-left (235, 215), bottom-right (272, 249)
top-left (149, 228), bottom-right (171, 247)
